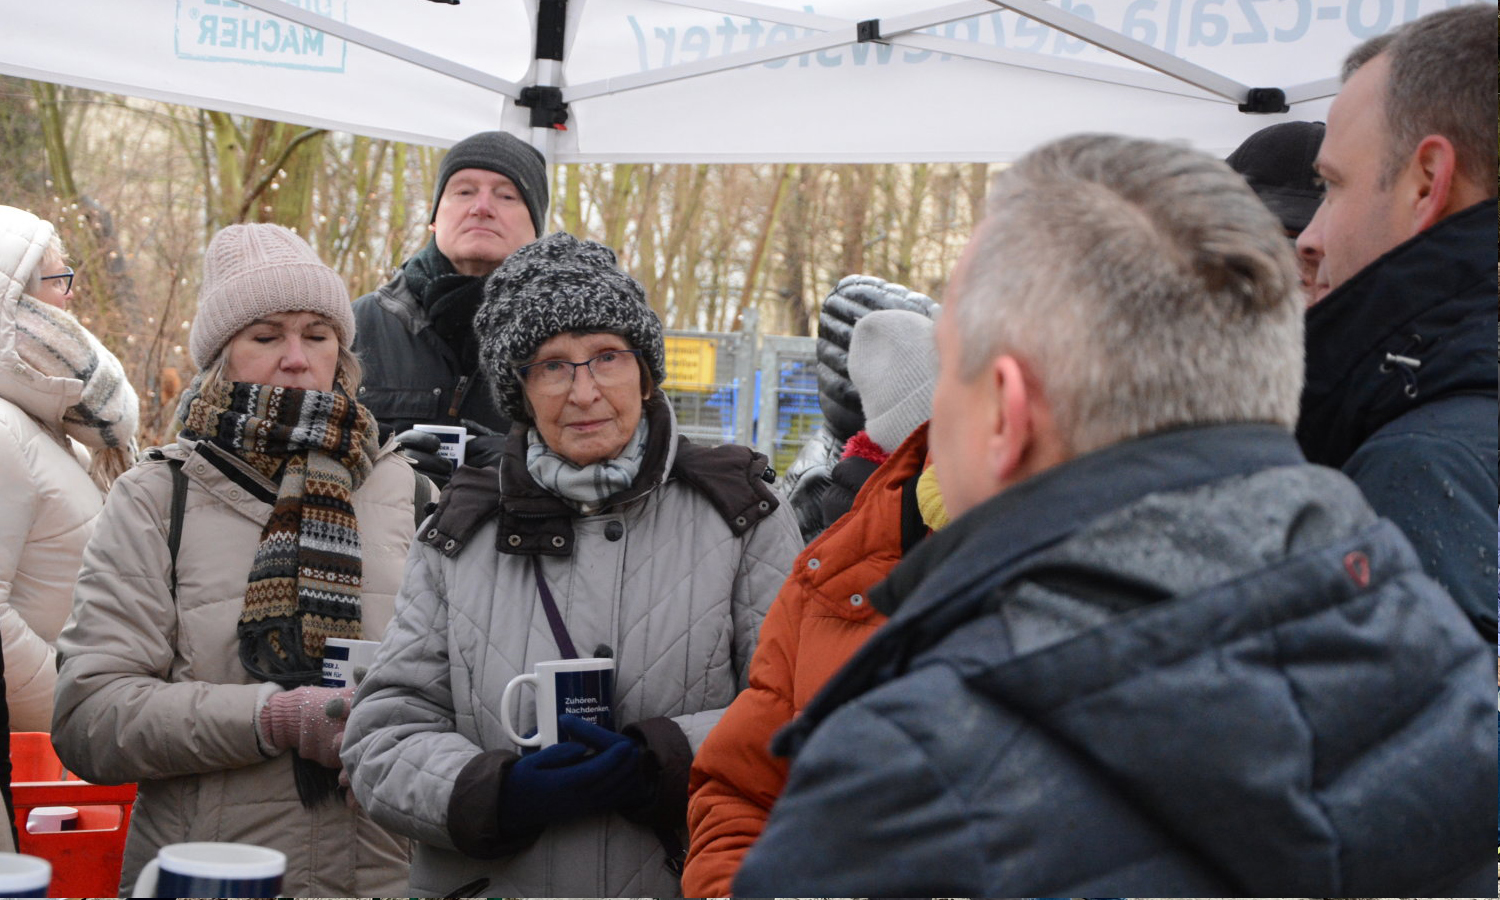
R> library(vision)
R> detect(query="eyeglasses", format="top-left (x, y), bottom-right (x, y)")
top-left (517, 348), bottom-right (642, 396)
top-left (39, 267), bottom-right (74, 294)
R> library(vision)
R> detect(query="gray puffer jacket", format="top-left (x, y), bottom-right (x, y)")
top-left (343, 395), bottom-right (801, 898)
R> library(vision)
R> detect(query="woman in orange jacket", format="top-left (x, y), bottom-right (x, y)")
top-left (685, 414), bottom-right (947, 895)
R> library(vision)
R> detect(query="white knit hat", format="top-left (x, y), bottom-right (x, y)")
top-left (190, 223), bottom-right (354, 368)
top-left (848, 308), bottom-right (938, 453)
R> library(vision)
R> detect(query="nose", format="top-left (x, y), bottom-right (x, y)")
top-left (566, 361), bottom-right (602, 403)
top-left (469, 189), bottom-right (495, 217)
top-left (1295, 200), bottom-right (1326, 266)
top-left (280, 336), bottom-right (311, 372)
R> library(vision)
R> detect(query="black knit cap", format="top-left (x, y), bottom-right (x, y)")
top-left (429, 130), bottom-right (550, 237)
top-left (476, 232), bottom-right (667, 424)
top-left (1225, 121), bottom-right (1326, 234)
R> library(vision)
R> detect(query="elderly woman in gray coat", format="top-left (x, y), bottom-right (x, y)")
top-left (343, 232), bottom-right (801, 898)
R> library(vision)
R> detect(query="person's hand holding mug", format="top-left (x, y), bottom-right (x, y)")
top-left (496, 714), bottom-right (648, 831)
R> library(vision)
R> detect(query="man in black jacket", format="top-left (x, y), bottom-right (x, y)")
top-left (733, 133), bottom-right (1494, 897)
top-left (1295, 4), bottom-right (1497, 640)
top-left (352, 131), bottom-right (548, 477)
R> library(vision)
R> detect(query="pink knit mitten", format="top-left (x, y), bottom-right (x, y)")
top-left (259, 686), bottom-right (356, 769)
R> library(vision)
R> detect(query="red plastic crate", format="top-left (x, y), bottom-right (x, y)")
top-left (9, 732), bottom-right (136, 898)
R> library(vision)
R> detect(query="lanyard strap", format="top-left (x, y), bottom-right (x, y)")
top-left (531, 554), bottom-right (580, 659)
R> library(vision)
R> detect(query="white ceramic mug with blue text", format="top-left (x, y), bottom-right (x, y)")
top-left (412, 423), bottom-right (470, 470)
top-left (499, 658), bottom-right (616, 747)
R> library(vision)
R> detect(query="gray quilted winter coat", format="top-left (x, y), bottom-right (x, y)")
top-left (342, 396), bottom-right (801, 897)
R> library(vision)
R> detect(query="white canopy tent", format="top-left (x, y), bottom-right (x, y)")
top-left (3, 0), bottom-right (1480, 163)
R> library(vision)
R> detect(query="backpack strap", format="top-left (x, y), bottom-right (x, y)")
top-left (166, 458), bottom-right (187, 602)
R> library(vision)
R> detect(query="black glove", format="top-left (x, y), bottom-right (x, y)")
top-left (394, 429), bottom-right (453, 487)
top-left (462, 433), bottom-right (507, 470)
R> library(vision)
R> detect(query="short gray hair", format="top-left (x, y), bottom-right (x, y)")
top-left (953, 134), bottom-right (1303, 455)
top-left (1344, 4), bottom-right (1497, 194)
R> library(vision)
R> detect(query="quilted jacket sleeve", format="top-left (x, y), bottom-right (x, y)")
top-left (669, 500), bottom-right (801, 752)
top-left (0, 424), bottom-right (55, 733)
top-left (681, 568), bottom-right (803, 897)
top-left (341, 541), bottom-right (487, 852)
top-left (51, 467), bottom-right (270, 783)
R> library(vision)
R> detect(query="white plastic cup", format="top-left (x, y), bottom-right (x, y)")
top-left (130, 842), bottom-right (285, 898)
top-left (411, 423), bottom-right (470, 470)
top-left (321, 637), bottom-right (380, 688)
top-left (0, 853), bottom-right (51, 897)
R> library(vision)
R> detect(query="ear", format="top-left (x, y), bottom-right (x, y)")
top-left (428, 222), bottom-right (438, 234)
top-left (1407, 134), bottom-right (1457, 233)
top-left (989, 355), bottom-right (1033, 486)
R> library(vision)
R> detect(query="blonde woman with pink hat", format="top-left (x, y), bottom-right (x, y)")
top-left (51, 222), bottom-right (418, 897)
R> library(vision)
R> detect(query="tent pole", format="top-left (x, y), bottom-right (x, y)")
top-left (525, 0), bottom-right (569, 163)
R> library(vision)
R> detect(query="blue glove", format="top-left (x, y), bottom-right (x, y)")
top-left (496, 715), bottom-right (645, 831)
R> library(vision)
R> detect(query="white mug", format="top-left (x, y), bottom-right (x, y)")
top-left (131, 842), bottom-right (285, 898)
top-left (412, 423), bottom-right (471, 470)
top-left (321, 637), bottom-right (380, 689)
top-left (499, 658), bottom-right (616, 748)
top-left (0, 853), bottom-right (51, 897)
top-left (24, 805), bottom-right (78, 833)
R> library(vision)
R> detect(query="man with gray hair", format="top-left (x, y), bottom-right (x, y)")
top-left (732, 134), bottom-right (1493, 897)
top-left (1295, 3), bottom-right (1496, 641)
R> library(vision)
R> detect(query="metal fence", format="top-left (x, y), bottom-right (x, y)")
top-left (660, 313), bottom-right (821, 478)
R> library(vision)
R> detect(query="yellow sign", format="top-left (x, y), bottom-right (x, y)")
top-left (663, 336), bottom-right (718, 391)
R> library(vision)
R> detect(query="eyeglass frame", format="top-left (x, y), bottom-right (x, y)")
top-left (515, 347), bottom-right (644, 395)
top-left (39, 267), bottom-right (74, 294)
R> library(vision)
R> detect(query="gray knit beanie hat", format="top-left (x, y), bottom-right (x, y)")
top-left (429, 131), bottom-right (549, 237)
top-left (190, 223), bottom-right (355, 368)
top-left (849, 308), bottom-right (938, 453)
top-left (476, 232), bottom-right (666, 424)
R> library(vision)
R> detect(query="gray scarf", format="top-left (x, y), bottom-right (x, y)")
top-left (526, 417), bottom-right (650, 513)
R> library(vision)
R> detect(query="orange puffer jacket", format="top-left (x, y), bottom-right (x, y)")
top-left (683, 423), bottom-right (931, 897)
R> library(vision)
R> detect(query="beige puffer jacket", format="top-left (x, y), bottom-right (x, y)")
top-left (0, 208), bottom-right (104, 731)
top-left (52, 436), bottom-right (419, 897)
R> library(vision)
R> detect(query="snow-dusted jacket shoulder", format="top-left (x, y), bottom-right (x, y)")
top-left (343, 396), bottom-right (801, 898)
top-left (0, 212), bottom-right (101, 731)
top-left (51, 435), bottom-right (418, 898)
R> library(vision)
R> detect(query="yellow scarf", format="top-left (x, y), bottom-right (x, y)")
top-left (916, 465), bottom-right (949, 531)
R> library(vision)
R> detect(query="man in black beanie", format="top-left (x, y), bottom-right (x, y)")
top-left (352, 130), bottom-right (548, 480)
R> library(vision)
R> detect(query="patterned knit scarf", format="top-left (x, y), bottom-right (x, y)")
top-left (177, 370), bottom-right (377, 687)
top-left (13, 294), bottom-right (139, 488)
top-left (525, 416), bottom-right (650, 514)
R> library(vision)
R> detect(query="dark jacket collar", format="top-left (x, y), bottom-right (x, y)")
top-left (1297, 199), bottom-right (1498, 467)
top-left (777, 422), bottom-right (1305, 757)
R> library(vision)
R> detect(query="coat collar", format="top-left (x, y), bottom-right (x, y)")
top-left (1298, 199), bottom-right (1498, 467)
top-left (776, 423), bottom-right (1305, 758)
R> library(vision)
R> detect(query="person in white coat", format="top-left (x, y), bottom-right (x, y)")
top-left (0, 205), bottom-right (137, 732)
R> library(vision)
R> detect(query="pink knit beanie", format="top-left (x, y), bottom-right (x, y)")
top-left (189, 223), bottom-right (354, 368)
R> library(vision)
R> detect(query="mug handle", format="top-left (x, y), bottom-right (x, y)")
top-left (130, 859), bottom-right (159, 898)
top-left (499, 673), bottom-right (542, 747)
